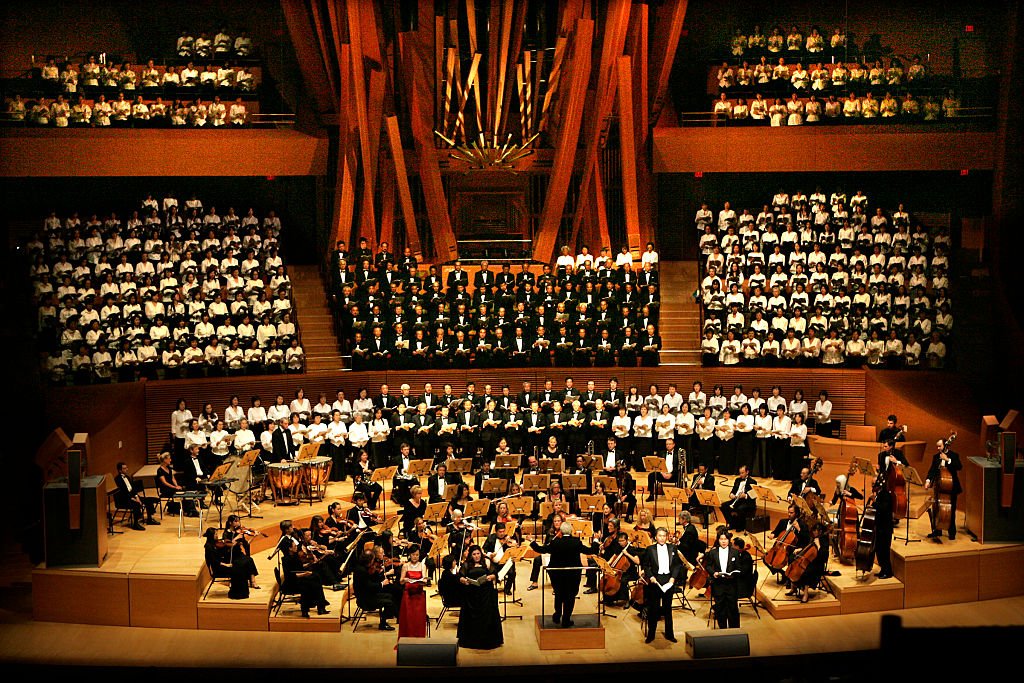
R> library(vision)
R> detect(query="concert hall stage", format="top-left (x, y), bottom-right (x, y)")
top-left (22, 474), bottom-right (1024, 672)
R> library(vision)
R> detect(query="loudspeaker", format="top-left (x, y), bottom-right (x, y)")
top-left (396, 637), bottom-right (458, 666)
top-left (685, 629), bottom-right (750, 658)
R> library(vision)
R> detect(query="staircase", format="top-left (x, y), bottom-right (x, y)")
top-left (657, 261), bottom-right (703, 366)
top-left (290, 265), bottom-right (345, 373)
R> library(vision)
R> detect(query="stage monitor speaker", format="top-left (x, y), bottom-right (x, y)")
top-left (396, 637), bottom-right (458, 666)
top-left (685, 629), bottom-right (750, 659)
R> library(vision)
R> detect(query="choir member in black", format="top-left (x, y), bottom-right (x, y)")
top-left (411, 404), bottom-right (435, 461)
top-left (113, 461), bottom-right (159, 529)
top-left (878, 414), bottom-right (906, 444)
top-left (528, 511), bottom-right (566, 590)
top-left (721, 465), bottom-right (757, 531)
top-left (646, 437), bottom-right (681, 502)
top-left (353, 548), bottom-right (397, 630)
top-left (640, 527), bottom-right (686, 643)
top-left (352, 449), bottom-right (382, 509)
top-left (640, 323), bottom-right (661, 366)
top-left (787, 466), bottom-right (821, 500)
top-left (503, 406), bottom-right (524, 454)
top-left (613, 459), bottom-right (638, 522)
top-left (586, 399), bottom-right (611, 452)
top-left (618, 327), bottom-right (639, 367)
top-left (457, 545), bottom-right (504, 648)
top-left (479, 400), bottom-right (503, 459)
top-left (525, 403), bottom-right (548, 454)
top-left (874, 440), bottom-right (906, 578)
top-left (457, 400), bottom-right (480, 460)
top-left (792, 523), bottom-right (829, 603)
top-left (282, 539), bottom-right (330, 617)
top-left (925, 438), bottom-right (962, 540)
top-left (706, 530), bottom-right (741, 628)
top-left (482, 524), bottom-right (519, 595)
top-left (530, 522), bottom-right (599, 627)
top-left (688, 464), bottom-right (716, 526)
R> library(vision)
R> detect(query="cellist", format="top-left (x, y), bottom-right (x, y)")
top-left (790, 522), bottom-right (829, 603)
top-left (768, 503), bottom-right (807, 586)
top-left (925, 438), bottom-right (962, 540)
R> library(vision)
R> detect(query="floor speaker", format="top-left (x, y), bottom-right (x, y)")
top-left (396, 637), bottom-right (458, 666)
top-left (685, 629), bottom-right (750, 658)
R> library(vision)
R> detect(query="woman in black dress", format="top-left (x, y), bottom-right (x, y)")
top-left (793, 523), bottom-right (829, 603)
top-left (457, 545), bottom-right (503, 649)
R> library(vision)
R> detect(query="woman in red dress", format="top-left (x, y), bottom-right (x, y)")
top-left (397, 546), bottom-right (429, 639)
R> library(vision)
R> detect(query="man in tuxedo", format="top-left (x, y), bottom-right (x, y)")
top-left (787, 466), bottom-right (821, 500)
top-left (646, 436), bottom-right (681, 501)
top-left (446, 261), bottom-right (470, 290)
top-left (677, 510), bottom-right (702, 564)
top-left (412, 403), bottom-right (435, 461)
top-left (473, 259), bottom-right (495, 291)
top-left (270, 418), bottom-right (296, 462)
top-left (427, 463), bottom-right (461, 504)
top-left (874, 440), bottom-right (907, 578)
top-left (640, 527), bottom-right (686, 643)
top-left (925, 438), bottom-right (962, 540)
top-left (457, 400), bottom-right (479, 460)
top-left (113, 461), bottom-right (159, 529)
top-left (688, 463), bottom-right (716, 525)
top-left (705, 531), bottom-right (741, 628)
top-left (529, 522), bottom-right (599, 627)
top-left (878, 414), bottom-right (906, 444)
top-left (721, 465), bottom-right (757, 531)
top-left (525, 402), bottom-right (548, 454)
top-left (376, 384), bottom-right (396, 419)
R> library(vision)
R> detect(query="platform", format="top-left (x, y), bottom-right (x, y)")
top-left (825, 567), bottom-right (905, 614)
top-left (535, 613), bottom-right (606, 649)
top-left (755, 578), bottom-right (842, 619)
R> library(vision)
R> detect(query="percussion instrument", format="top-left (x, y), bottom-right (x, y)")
top-left (300, 456), bottom-right (333, 502)
top-left (267, 462), bottom-right (302, 505)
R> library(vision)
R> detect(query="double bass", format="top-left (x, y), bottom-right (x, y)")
top-left (837, 460), bottom-right (860, 564)
top-left (931, 432), bottom-right (957, 529)
top-left (884, 456), bottom-right (909, 520)
top-left (854, 474), bottom-right (881, 573)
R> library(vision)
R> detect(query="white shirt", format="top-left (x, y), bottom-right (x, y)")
top-left (718, 547), bottom-right (730, 574)
top-left (605, 450), bottom-right (617, 470)
top-left (656, 543), bottom-right (670, 575)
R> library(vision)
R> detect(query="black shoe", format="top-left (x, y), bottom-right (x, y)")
top-left (949, 532), bottom-right (956, 540)
top-left (562, 620), bottom-right (574, 628)
top-left (927, 530), bottom-right (940, 538)
top-left (583, 587), bottom-right (597, 595)
top-left (665, 634), bottom-right (677, 643)
top-left (131, 524), bottom-right (146, 531)
top-left (301, 611), bottom-right (310, 618)
top-left (331, 584), bottom-right (343, 591)
top-left (645, 634), bottom-right (656, 644)
top-left (379, 623), bottom-right (395, 631)
top-left (317, 607), bottom-right (330, 615)
top-left (146, 518), bottom-right (161, 525)
top-left (552, 613), bottom-right (561, 624)
top-left (877, 572), bottom-right (893, 580)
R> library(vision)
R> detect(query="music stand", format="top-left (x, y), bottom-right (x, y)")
top-left (627, 527), bottom-right (652, 548)
top-left (297, 442), bottom-right (321, 461)
top-left (593, 475), bottom-right (618, 493)
top-left (538, 458), bottom-right (564, 475)
top-left (562, 473), bottom-right (588, 510)
top-left (506, 496), bottom-right (534, 519)
top-left (854, 457), bottom-right (877, 507)
top-left (578, 494), bottom-right (606, 517)
top-left (750, 484), bottom-right (780, 549)
top-left (445, 458), bottom-right (474, 476)
top-left (494, 454), bottom-right (521, 471)
top-left (429, 532), bottom-right (449, 562)
top-left (695, 489), bottom-right (722, 547)
top-left (901, 465), bottom-right (924, 545)
top-left (463, 498), bottom-right (492, 527)
top-left (569, 518), bottom-right (592, 539)
top-left (443, 483), bottom-right (460, 502)
top-left (586, 456), bottom-right (606, 471)
top-left (482, 477), bottom-right (509, 499)
top-left (407, 459), bottom-right (433, 477)
top-left (538, 501), bottom-right (555, 520)
top-left (522, 474), bottom-right (550, 496)
top-left (643, 456), bottom-right (668, 516)
top-left (591, 555), bottom-right (619, 618)
top-left (372, 465), bottom-right (398, 519)
top-left (424, 502), bottom-right (450, 525)
top-left (498, 544), bottom-right (530, 617)
top-left (663, 485), bottom-right (690, 533)
top-left (791, 493), bottom-right (813, 519)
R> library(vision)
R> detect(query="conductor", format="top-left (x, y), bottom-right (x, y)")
top-left (529, 522), bottom-right (599, 628)
top-left (640, 527), bottom-right (686, 643)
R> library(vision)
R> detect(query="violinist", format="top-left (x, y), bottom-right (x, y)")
top-left (925, 438), bottom-right (962, 540)
top-left (205, 519), bottom-right (260, 599)
top-left (640, 527), bottom-right (685, 643)
top-left (282, 537), bottom-right (330, 618)
top-left (632, 507), bottom-right (657, 539)
top-left (528, 511), bottom-right (566, 591)
top-left (437, 553), bottom-right (463, 608)
top-left (407, 517), bottom-right (437, 576)
top-left (299, 526), bottom-right (344, 590)
top-left (312, 512), bottom-right (346, 550)
top-left (791, 523), bottom-right (829, 603)
top-left (353, 548), bottom-right (397, 630)
top-left (787, 466), bottom-right (821, 500)
top-left (352, 449), bottom-right (382, 509)
top-left (446, 509), bottom-right (475, 557)
top-left (688, 463), bottom-right (716, 527)
top-left (325, 501), bottom-right (355, 536)
top-left (482, 524), bottom-right (519, 595)
top-left (346, 492), bottom-right (381, 540)
top-left (721, 465), bottom-right (757, 531)
top-left (493, 501), bottom-right (522, 543)
top-left (271, 519), bottom-right (300, 560)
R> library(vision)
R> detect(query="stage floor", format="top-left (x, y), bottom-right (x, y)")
top-left (9, 475), bottom-right (1024, 669)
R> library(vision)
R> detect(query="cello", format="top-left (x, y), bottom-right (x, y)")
top-left (931, 432), bottom-right (958, 530)
top-left (600, 541), bottom-right (633, 600)
top-left (785, 541), bottom-right (818, 583)
top-left (764, 524), bottom-right (799, 572)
